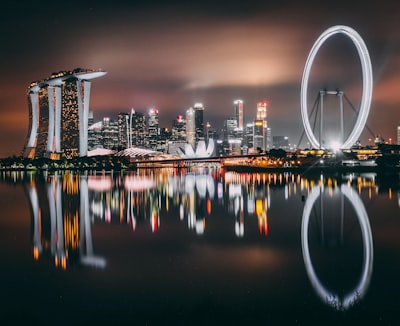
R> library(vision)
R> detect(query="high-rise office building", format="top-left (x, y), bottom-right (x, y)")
top-left (256, 101), bottom-right (267, 122)
top-left (133, 111), bottom-right (147, 148)
top-left (194, 103), bottom-right (205, 144)
top-left (119, 109), bottom-right (147, 149)
top-left (244, 123), bottom-right (254, 149)
top-left (223, 118), bottom-right (242, 155)
top-left (24, 68), bottom-right (106, 159)
top-left (171, 115), bottom-right (186, 141)
top-left (117, 112), bottom-right (129, 149)
top-left (223, 119), bottom-right (238, 143)
top-left (397, 126), bottom-right (400, 145)
top-left (102, 117), bottom-right (119, 150)
top-left (256, 101), bottom-right (268, 150)
top-left (88, 119), bottom-right (102, 151)
top-left (147, 108), bottom-right (159, 150)
top-left (234, 99), bottom-right (243, 130)
top-left (186, 107), bottom-right (196, 148)
top-left (266, 127), bottom-right (272, 149)
top-left (253, 120), bottom-right (264, 152)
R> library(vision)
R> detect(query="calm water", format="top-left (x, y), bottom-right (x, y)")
top-left (0, 167), bottom-right (399, 325)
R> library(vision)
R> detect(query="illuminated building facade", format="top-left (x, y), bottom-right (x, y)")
top-left (88, 117), bottom-right (103, 151)
top-left (256, 101), bottom-right (268, 150)
top-left (147, 108), bottom-right (159, 150)
top-left (397, 126), bottom-right (400, 145)
top-left (194, 103), bottom-right (205, 144)
top-left (117, 112), bottom-right (129, 149)
top-left (24, 68), bottom-right (107, 159)
top-left (223, 119), bottom-right (237, 143)
top-left (267, 127), bottom-right (272, 149)
top-left (186, 107), bottom-right (195, 147)
top-left (253, 119), bottom-right (264, 151)
top-left (131, 110), bottom-right (147, 148)
top-left (234, 99), bottom-right (244, 130)
top-left (222, 118), bottom-right (242, 155)
top-left (102, 117), bottom-right (119, 150)
top-left (244, 123), bottom-right (254, 149)
top-left (171, 115), bottom-right (186, 141)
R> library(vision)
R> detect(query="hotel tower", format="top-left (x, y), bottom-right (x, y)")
top-left (24, 68), bottom-right (107, 159)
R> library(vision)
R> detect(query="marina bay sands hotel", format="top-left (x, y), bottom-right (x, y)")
top-left (24, 68), bottom-right (107, 159)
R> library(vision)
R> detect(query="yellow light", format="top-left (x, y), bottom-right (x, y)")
top-left (33, 247), bottom-right (39, 260)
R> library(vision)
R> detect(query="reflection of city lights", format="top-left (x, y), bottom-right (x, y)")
top-left (217, 182), bottom-right (223, 199)
top-left (235, 221), bottom-right (244, 237)
top-left (33, 246), bottom-right (39, 260)
top-left (124, 176), bottom-right (155, 191)
top-left (151, 211), bottom-right (159, 232)
top-left (196, 219), bottom-right (205, 235)
top-left (207, 199), bottom-right (212, 215)
top-left (258, 214), bottom-right (268, 236)
top-left (105, 207), bottom-right (111, 223)
top-left (179, 204), bottom-right (184, 220)
top-left (27, 174), bottom-right (106, 269)
top-left (88, 176), bottom-right (113, 192)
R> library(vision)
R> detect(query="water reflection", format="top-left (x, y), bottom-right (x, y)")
top-left (2, 168), bottom-right (399, 315)
top-left (18, 168), bottom-right (312, 269)
top-left (28, 173), bottom-right (106, 269)
top-left (301, 183), bottom-right (373, 310)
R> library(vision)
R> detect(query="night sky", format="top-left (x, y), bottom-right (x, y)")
top-left (1, 0), bottom-right (399, 157)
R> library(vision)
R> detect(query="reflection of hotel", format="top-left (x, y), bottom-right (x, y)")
top-left (27, 174), bottom-right (106, 269)
top-left (20, 169), bottom-right (384, 260)
top-left (24, 68), bottom-right (107, 159)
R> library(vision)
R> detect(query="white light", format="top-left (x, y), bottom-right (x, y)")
top-left (330, 140), bottom-right (341, 152)
top-left (300, 25), bottom-right (373, 149)
top-left (301, 184), bottom-right (373, 310)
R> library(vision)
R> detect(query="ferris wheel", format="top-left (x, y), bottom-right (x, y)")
top-left (300, 25), bottom-right (373, 150)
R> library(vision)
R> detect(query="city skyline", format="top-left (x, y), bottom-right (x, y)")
top-left (1, 0), bottom-right (400, 157)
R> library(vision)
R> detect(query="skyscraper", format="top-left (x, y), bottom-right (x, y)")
top-left (256, 101), bottom-right (268, 150)
top-left (256, 101), bottom-right (267, 122)
top-left (24, 68), bottom-right (107, 159)
top-left (101, 117), bottom-right (119, 150)
top-left (119, 109), bottom-right (147, 149)
top-left (130, 110), bottom-right (147, 148)
top-left (266, 127), bottom-right (272, 149)
top-left (194, 103), bottom-right (205, 144)
top-left (147, 108), bottom-right (159, 150)
top-left (171, 115), bottom-right (186, 141)
top-left (234, 99), bottom-right (243, 130)
top-left (186, 107), bottom-right (195, 148)
top-left (244, 123), bottom-right (254, 149)
top-left (397, 126), bottom-right (400, 145)
top-left (253, 120), bottom-right (264, 152)
top-left (117, 112), bottom-right (129, 149)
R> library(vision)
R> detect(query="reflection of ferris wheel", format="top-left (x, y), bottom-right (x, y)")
top-left (300, 25), bottom-right (373, 149)
top-left (301, 184), bottom-right (373, 310)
